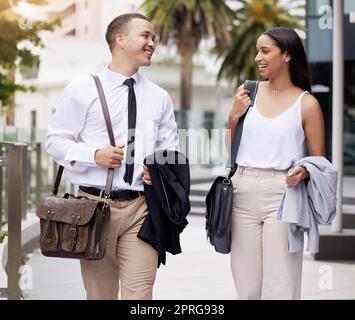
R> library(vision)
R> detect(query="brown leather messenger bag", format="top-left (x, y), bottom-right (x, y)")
top-left (36, 74), bottom-right (115, 260)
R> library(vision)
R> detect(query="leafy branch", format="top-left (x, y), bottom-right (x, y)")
top-left (0, 231), bottom-right (8, 245)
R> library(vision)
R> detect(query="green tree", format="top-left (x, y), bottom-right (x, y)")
top-left (141, 0), bottom-right (235, 110)
top-left (0, 0), bottom-right (58, 124)
top-left (217, 0), bottom-right (304, 86)
top-left (0, 231), bottom-right (7, 244)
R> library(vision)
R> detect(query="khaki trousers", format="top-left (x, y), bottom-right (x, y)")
top-left (78, 191), bottom-right (158, 300)
top-left (230, 166), bottom-right (303, 300)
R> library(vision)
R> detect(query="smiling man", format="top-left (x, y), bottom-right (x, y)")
top-left (45, 13), bottom-right (179, 300)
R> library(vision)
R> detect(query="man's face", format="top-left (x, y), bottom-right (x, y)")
top-left (119, 18), bottom-right (156, 67)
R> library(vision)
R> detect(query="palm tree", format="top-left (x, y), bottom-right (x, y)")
top-left (141, 0), bottom-right (235, 110)
top-left (217, 0), bottom-right (304, 86)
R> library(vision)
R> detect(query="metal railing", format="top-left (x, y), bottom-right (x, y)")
top-left (0, 142), bottom-right (27, 300)
top-left (0, 127), bottom-right (67, 300)
top-left (0, 127), bottom-right (64, 221)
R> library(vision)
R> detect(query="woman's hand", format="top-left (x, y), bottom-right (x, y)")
top-left (286, 166), bottom-right (309, 187)
top-left (226, 85), bottom-right (252, 152)
top-left (229, 88), bottom-right (252, 121)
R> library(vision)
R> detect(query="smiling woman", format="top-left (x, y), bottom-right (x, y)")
top-left (226, 27), bottom-right (326, 300)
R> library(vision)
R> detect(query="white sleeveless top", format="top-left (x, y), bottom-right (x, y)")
top-left (236, 91), bottom-right (308, 170)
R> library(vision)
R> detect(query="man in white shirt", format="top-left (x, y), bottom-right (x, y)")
top-left (45, 13), bottom-right (179, 300)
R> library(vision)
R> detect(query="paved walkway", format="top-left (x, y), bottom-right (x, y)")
top-left (23, 215), bottom-right (355, 300)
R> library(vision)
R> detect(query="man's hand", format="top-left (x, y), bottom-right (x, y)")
top-left (286, 166), bottom-right (309, 187)
top-left (95, 144), bottom-right (125, 168)
top-left (142, 165), bottom-right (152, 185)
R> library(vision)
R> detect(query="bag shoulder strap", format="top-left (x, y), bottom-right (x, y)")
top-left (90, 74), bottom-right (116, 197)
top-left (52, 74), bottom-right (116, 197)
top-left (227, 80), bottom-right (259, 179)
top-left (52, 165), bottom-right (64, 195)
top-left (91, 75), bottom-right (116, 147)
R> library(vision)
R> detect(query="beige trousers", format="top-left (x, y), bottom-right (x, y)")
top-left (230, 166), bottom-right (303, 300)
top-left (78, 191), bottom-right (158, 300)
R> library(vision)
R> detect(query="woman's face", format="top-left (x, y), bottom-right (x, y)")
top-left (255, 34), bottom-right (290, 79)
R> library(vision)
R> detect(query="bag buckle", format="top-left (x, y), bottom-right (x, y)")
top-left (68, 215), bottom-right (81, 250)
top-left (69, 227), bottom-right (77, 236)
top-left (46, 209), bottom-right (55, 220)
top-left (70, 215), bottom-right (81, 236)
top-left (103, 195), bottom-right (109, 208)
top-left (226, 166), bottom-right (236, 173)
top-left (226, 166), bottom-right (236, 179)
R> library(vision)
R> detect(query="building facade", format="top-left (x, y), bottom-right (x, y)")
top-left (306, 0), bottom-right (355, 174)
top-left (14, 0), bottom-right (233, 131)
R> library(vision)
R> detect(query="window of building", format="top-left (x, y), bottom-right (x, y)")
top-left (345, 0), bottom-right (355, 14)
top-left (22, 61), bottom-right (39, 80)
top-left (66, 29), bottom-right (76, 36)
top-left (307, 0), bottom-right (355, 174)
top-left (308, 0), bottom-right (355, 17)
top-left (344, 60), bottom-right (355, 174)
top-left (307, 18), bottom-right (332, 63)
top-left (307, 0), bottom-right (331, 17)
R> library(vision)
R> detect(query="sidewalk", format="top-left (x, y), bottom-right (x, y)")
top-left (22, 215), bottom-right (355, 300)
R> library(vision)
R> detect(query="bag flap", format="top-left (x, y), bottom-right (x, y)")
top-left (36, 197), bottom-right (100, 226)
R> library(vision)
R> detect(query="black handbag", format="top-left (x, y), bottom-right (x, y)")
top-left (205, 80), bottom-right (259, 254)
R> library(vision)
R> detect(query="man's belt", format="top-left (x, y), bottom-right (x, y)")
top-left (79, 186), bottom-right (144, 201)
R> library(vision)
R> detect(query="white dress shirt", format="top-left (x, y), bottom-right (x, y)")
top-left (45, 66), bottom-right (179, 191)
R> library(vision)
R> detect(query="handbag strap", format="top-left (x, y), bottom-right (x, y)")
top-left (227, 80), bottom-right (259, 179)
top-left (52, 74), bottom-right (116, 197)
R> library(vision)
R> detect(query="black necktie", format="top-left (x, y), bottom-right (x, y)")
top-left (123, 78), bottom-right (136, 185)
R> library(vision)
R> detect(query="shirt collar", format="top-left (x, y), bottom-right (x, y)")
top-left (101, 65), bottom-right (139, 86)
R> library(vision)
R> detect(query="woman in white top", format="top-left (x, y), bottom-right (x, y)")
top-left (226, 27), bottom-right (325, 299)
